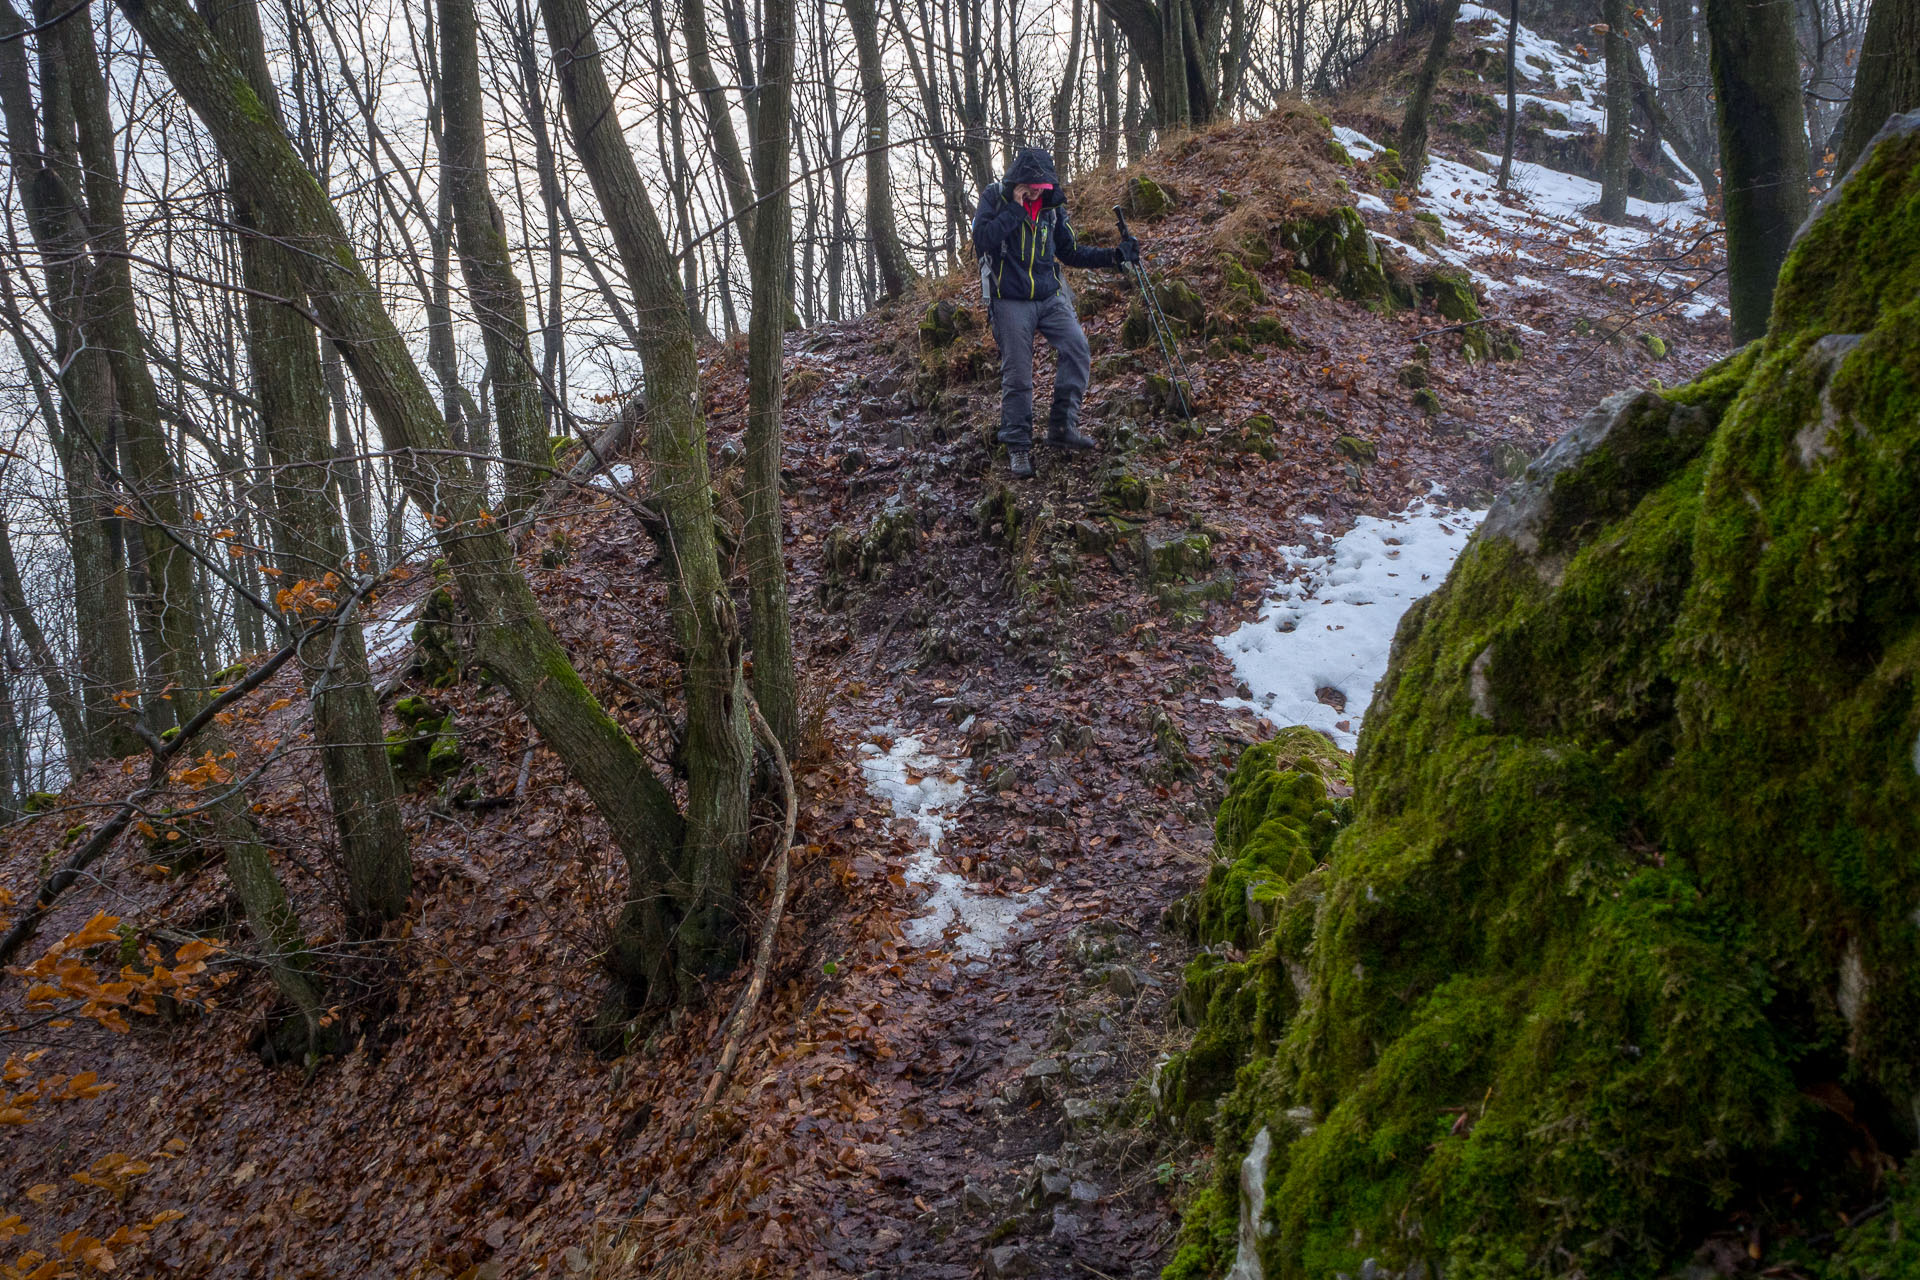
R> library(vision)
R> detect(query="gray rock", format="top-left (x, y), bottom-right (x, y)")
top-left (1050, 1208), bottom-right (1084, 1243)
top-left (961, 1181), bottom-right (993, 1212)
top-left (1023, 1057), bottom-right (1063, 1081)
top-left (1069, 1179), bottom-right (1101, 1204)
top-left (1067, 1053), bottom-right (1112, 1083)
top-left (1039, 1171), bottom-right (1072, 1202)
top-left (984, 1244), bottom-right (1034, 1278)
top-left (1061, 1097), bottom-right (1100, 1125)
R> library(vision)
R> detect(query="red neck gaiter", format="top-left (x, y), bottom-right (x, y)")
top-left (1022, 196), bottom-right (1043, 222)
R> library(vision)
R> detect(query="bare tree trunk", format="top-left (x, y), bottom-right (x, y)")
top-left (1052, 0), bottom-right (1087, 168)
top-left (1598, 0), bottom-right (1632, 220)
top-left (743, 0), bottom-right (802, 757)
top-left (207, 0), bottom-right (411, 935)
top-left (49, 3), bottom-right (210, 722)
top-left (117, 0), bottom-right (698, 1015)
top-left (1097, 9), bottom-right (1120, 164)
top-left (1125, 51), bottom-right (1147, 158)
top-left (1705, 0), bottom-right (1811, 340)
top-left (683, 0), bottom-right (759, 243)
top-left (1499, 0), bottom-right (1518, 187)
top-left (1834, 0), bottom-right (1920, 175)
top-left (1400, 0), bottom-right (1464, 194)
top-left (540, 0), bottom-right (754, 999)
top-left (440, 0), bottom-right (547, 523)
top-left (849, 0), bottom-right (918, 298)
top-left (0, 518), bottom-right (86, 769)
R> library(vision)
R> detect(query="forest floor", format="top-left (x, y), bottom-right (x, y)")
top-left (0, 21), bottom-right (1731, 1280)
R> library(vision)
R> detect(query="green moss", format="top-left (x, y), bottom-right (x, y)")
top-left (411, 586), bottom-right (461, 687)
top-left (1219, 254), bottom-right (1267, 311)
top-left (1128, 174), bottom-right (1177, 218)
top-left (1157, 121), bottom-right (1920, 1280)
top-left (1279, 206), bottom-right (1391, 302)
top-left (1639, 331), bottom-right (1668, 359)
top-left (917, 299), bottom-right (972, 350)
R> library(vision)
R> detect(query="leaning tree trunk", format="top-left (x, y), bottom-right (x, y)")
top-left (847, 0), bottom-right (917, 300)
top-left (1833, 0), bottom-right (1920, 176)
top-left (1704, 0), bottom-right (1810, 341)
top-left (1401, 0), bottom-right (1465, 194)
top-left (541, 0), bottom-right (755, 999)
top-left (116, 0), bottom-right (698, 1010)
top-left (682, 0), bottom-right (758, 244)
top-left (439, 0), bottom-right (548, 523)
top-left (206, 0), bottom-right (411, 936)
top-left (1598, 0), bottom-right (1632, 220)
top-left (744, 0), bottom-right (801, 755)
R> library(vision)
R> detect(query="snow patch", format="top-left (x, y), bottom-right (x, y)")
top-left (592, 463), bottom-right (635, 490)
top-left (363, 603), bottom-right (421, 669)
top-left (1216, 498), bottom-right (1486, 751)
top-left (859, 735), bottom-right (1045, 956)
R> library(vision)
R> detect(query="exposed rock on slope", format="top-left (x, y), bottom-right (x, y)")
top-left (1161, 113), bottom-right (1920, 1280)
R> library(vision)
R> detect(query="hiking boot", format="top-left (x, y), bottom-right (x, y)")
top-left (1046, 422), bottom-right (1098, 452)
top-left (1008, 449), bottom-right (1035, 478)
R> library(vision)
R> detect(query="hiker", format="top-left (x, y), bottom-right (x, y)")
top-left (973, 145), bottom-right (1140, 478)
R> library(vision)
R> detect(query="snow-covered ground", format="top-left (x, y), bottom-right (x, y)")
top-left (859, 734), bottom-right (1046, 957)
top-left (1337, 9), bottom-right (1722, 319)
top-left (1215, 499), bottom-right (1485, 751)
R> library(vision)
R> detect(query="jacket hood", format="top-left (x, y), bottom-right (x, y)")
top-left (1003, 146), bottom-right (1061, 189)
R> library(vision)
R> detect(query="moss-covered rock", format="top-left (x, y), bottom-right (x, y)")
top-left (1277, 206), bottom-right (1390, 302)
top-left (1127, 174), bottom-right (1177, 219)
top-left (918, 298), bottom-right (973, 349)
top-left (858, 496), bottom-right (918, 579)
top-left (1219, 254), bottom-right (1267, 312)
top-left (411, 584), bottom-right (461, 688)
top-left (386, 695), bottom-right (462, 783)
top-left (1145, 531), bottom-right (1212, 583)
top-left (1640, 331), bottom-right (1669, 359)
top-left (1101, 462), bottom-right (1155, 513)
top-left (1160, 118), bottom-right (1920, 1280)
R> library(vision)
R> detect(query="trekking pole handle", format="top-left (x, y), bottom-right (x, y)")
top-left (1113, 206), bottom-right (1131, 239)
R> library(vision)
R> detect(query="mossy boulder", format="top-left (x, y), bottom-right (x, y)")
top-left (386, 695), bottom-right (462, 783)
top-left (917, 298), bottom-right (974, 350)
top-left (1423, 267), bottom-right (1482, 323)
top-left (1145, 530), bottom-right (1211, 583)
top-left (858, 496), bottom-right (918, 578)
top-left (1277, 206), bottom-right (1390, 302)
top-left (1241, 315), bottom-right (1297, 349)
top-left (1219, 254), bottom-right (1267, 312)
top-left (1101, 462), bottom-right (1155, 513)
top-left (1641, 331), bottom-right (1669, 359)
top-left (1157, 117), bottom-right (1920, 1280)
top-left (1127, 174), bottom-right (1177, 219)
top-left (411, 584), bottom-right (461, 688)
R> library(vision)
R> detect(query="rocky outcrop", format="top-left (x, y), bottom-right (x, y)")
top-left (1160, 113), bottom-right (1920, 1280)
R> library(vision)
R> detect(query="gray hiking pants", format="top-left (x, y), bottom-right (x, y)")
top-left (989, 291), bottom-right (1092, 449)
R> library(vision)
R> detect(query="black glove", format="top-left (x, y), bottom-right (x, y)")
top-left (1041, 186), bottom-right (1066, 208)
top-left (1119, 235), bottom-right (1141, 265)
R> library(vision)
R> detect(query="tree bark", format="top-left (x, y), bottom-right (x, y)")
top-left (1096, 10), bottom-right (1120, 164)
top-left (205, 0), bottom-right (411, 935)
top-left (1052, 0), bottom-right (1087, 169)
top-left (1498, 0), bottom-right (1518, 188)
top-left (439, 0), bottom-right (548, 523)
top-left (744, 0), bottom-right (802, 757)
top-left (1400, 0), bottom-right (1464, 194)
top-left (540, 0), bottom-right (754, 997)
top-left (1598, 0), bottom-right (1632, 220)
top-left (848, 0), bottom-right (917, 299)
top-left (1096, 0), bottom-right (1222, 127)
top-left (1705, 0), bottom-right (1811, 341)
top-left (682, 0), bottom-right (758, 245)
top-left (115, 0), bottom-right (696, 1009)
top-left (1834, 0), bottom-right (1920, 176)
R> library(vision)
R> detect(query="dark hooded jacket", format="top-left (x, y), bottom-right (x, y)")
top-left (971, 146), bottom-right (1120, 302)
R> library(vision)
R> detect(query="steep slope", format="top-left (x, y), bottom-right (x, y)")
top-left (0, 81), bottom-right (1733, 1280)
top-left (1157, 113), bottom-right (1920, 1280)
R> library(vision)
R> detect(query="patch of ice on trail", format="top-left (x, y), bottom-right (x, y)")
top-left (859, 734), bottom-right (1046, 957)
top-left (592, 463), bottom-right (635, 490)
top-left (363, 603), bottom-right (421, 668)
top-left (1355, 192), bottom-right (1392, 214)
top-left (1216, 498), bottom-right (1486, 752)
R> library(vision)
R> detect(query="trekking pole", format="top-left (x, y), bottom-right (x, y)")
top-left (1113, 207), bottom-right (1197, 419)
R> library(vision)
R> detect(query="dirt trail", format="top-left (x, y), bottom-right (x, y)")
top-left (0, 100), bottom-right (1729, 1279)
